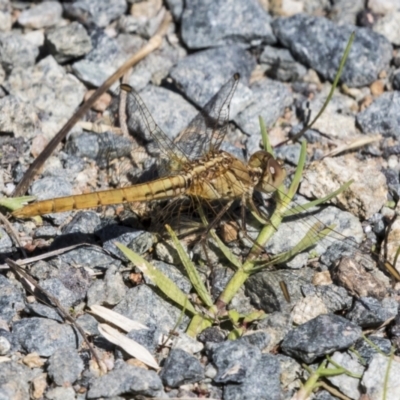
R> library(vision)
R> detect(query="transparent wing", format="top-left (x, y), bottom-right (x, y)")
top-left (174, 73), bottom-right (240, 159)
top-left (121, 84), bottom-right (189, 170)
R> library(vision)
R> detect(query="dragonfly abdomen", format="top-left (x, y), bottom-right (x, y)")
top-left (13, 175), bottom-right (190, 218)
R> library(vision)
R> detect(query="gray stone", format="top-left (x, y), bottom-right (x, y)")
top-left (0, 361), bottom-right (32, 400)
top-left (170, 45), bottom-right (256, 109)
top-left (207, 263), bottom-right (232, 301)
top-left (235, 79), bottom-right (292, 145)
top-left (0, 335), bottom-right (10, 355)
top-left (29, 176), bottom-right (73, 202)
top-left (353, 335), bottom-right (391, 364)
top-left (330, 0), bottom-right (365, 26)
top-left (272, 14), bottom-right (392, 87)
top-left (26, 302), bottom-right (64, 323)
top-left (57, 246), bottom-right (121, 270)
top-left (211, 338), bottom-right (261, 383)
top-left (87, 360), bottom-right (164, 398)
top-left (0, 32), bottom-right (39, 73)
top-left (124, 38), bottom-right (186, 91)
top-left (96, 225), bottom-right (153, 260)
top-left (33, 225), bottom-right (59, 240)
top-left (257, 312), bottom-right (292, 352)
top-left (281, 314), bottom-right (362, 363)
top-left (246, 267), bottom-right (314, 313)
top-left (259, 45), bottom-right (307, 82)
top-left (362, 353), bottom-right (400, 399)
top-left (126, 324), bottom-right (160, 354)
top-left (12, 317), bottom-right (81, 357)
top-left (0, 275), bottom-right (25, 323)
top-left (4, 56), bottom-right (86, 140)
top-left (118, 1), bottom-right (165, 38)
top-left (65, 131), bottom-right (133, 169)
top-left (113, 285), bottom-right (189, 334)
top-left (159, 348), bottom-right (204, 387)
top-left (274, 143), bottom-right (302, 166)
top-left (239, 331), bottom-right (270, 351)
top-left (45, 386), bottom-right (76, 400)
top-left (45, 22), bottom-right (92, 63)
top-left (373, 11), bottom-right (400, 46)
top-left (301, 284), bottom-right (353, 313)
top-left (39, 278), bottom-right (80, 308)
top-left (0, 226), bottom-right (12, 251)
top-left (76, 313), bottom-right (100, 336)
top-left (346, 297), bottom-right (398, 328)
top-left (276, 354), bottom-right (302, 395)
top-left (224, 354), bottom-right (281, 400)
top-left (297, 83), bottom-right (358, 140)
top-left (326, 351), bottom-right (364, 399)
top-left (357, 91), bottom-right (400, 138)
top-left (30, 260), bottom-right (58, 281)
top-left (171, 332), bottom-right (204, 354)
top-left (72, 30), bottom-right (126, 88)
top-left (87, 264), bottom-right (126, 306)
top-left (0, 0), bottom-right (11, 32)
top-left (57, 265), bottom-right (92, 302)
top-left (165, 0), bottom-right (183, 21)
top-left (181, 0), bottom-right (275, 49)
top-left (198, 327), bottom-right (225, 344)
top-left (368, 0), bottom-right (400, 14)
top-left (303, 0), bottom-right (331, 14)
top-left (62, 211), bottom-right (101, 235)
top-left (18, 1), bottom-right (62, 29)
top-left (64, 0), bottom-right (127, 28)
top-left (47, 347), bottom-right (84, 385)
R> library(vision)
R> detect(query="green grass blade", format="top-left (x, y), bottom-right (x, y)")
top-left (251, 222), bottom-right (335, 271)
top-left (284, 180), bottom-right (354, 217)
top-left (197, 203), bottom-right (242, 269)
top-left (287, 140), bottom-right (307, 199)
top-left (186, 314), bottom-right (213, 337)
top-left (259, 116), bottom-right (273, 155)
top-left (392, 245), bottom-right (400, 273)
top-left (209, 229), bottom-right (242, 270)
top-left (1, 196), bottom-right (37, 212)
top-left (290, 32), bottom-right (355, 142)
top-left (116, 243), bottom-right (197, 315)
top-left (166, 225), bottom-right (214, 308)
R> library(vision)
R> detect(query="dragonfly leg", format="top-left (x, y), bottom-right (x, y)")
top-left (200, 200), bottom-right (234, 241)
top-left (247, 196), bottom-right (278, 231)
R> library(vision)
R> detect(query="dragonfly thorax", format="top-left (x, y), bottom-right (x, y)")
top-left (185, 150), bottom-right (255, 201)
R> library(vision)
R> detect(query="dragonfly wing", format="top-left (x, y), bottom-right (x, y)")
top-left (121, 84), bottom-right (189, 169)
top-left (174, 73), bottom-right (240, 159)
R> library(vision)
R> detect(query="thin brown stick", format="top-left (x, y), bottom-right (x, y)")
top-left (0, 243), bottom-right (101, 270)
top-left (0, 212), bottom-right (27, 258)
top-left (13, 11), bottom-right (172, 197)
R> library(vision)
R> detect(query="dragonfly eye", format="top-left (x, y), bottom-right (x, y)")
top-left (248, 151), bottom-right (286, 194)
top-left (267, 158), bottom-right (286, 190)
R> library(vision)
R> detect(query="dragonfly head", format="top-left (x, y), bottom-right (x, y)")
top-left (248, 151), bottom-right (286, 193)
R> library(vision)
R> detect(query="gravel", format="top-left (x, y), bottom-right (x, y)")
top-left (272, 13), bottom-right (392, 87)
top-left (1, 1), bottom-right (399, 399)
top-left (281, 314), bottom-right (362, 363)
top-left (180, 0), bottom-right (276, 49)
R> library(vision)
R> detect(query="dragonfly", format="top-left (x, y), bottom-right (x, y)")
top-left (11, 74), bottom-right (400, 287)
top-left (12, 74), bottom-right (286, 224)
